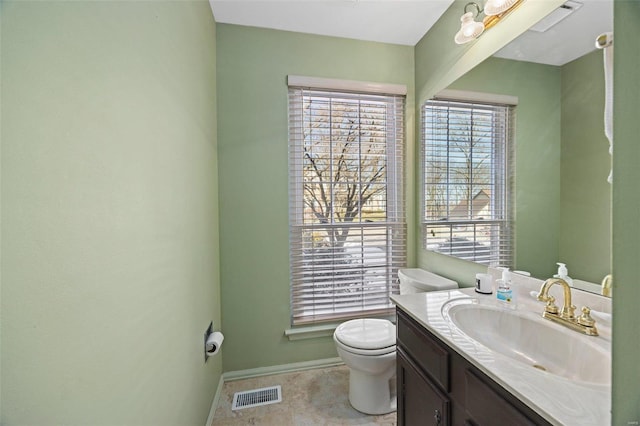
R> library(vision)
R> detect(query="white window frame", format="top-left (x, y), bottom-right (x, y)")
top-left (288, 76), bottom-right (407, 326)
top-left (421, 90), bottom-right (515, 268)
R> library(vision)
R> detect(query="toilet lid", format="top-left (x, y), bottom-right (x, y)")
top-left (334, 319), bottom-right (396, 350)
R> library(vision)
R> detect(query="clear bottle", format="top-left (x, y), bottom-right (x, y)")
top-left (496, 267), bottom-right (514, 303)
top-left (554, 262), bottom-right (573, 287)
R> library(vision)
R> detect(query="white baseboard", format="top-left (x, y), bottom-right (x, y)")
top-left (205, 374), bottom-right (225, 426)
top-left (223, 357), bottom-right (344, 382)
top-left (204, 357), bottom-right (344, 425)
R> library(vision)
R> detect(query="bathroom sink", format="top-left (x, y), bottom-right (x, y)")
top-left (444, 302), bottom-right (611, 385)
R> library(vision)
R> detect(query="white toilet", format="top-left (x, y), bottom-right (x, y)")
top-left (333, 268), bottom-right (458, 415)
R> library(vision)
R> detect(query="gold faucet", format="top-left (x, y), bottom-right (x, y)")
top-left (601, 274), bottom-right (612, 297)
top-left (536, 278), bottom-right (598, 336)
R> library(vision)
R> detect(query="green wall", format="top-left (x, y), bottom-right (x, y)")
top-left (560, 49), bottom-right (611, 283)
top-left (612, 2), bottom-right (640, 423)
top-left (216, 24), bottom-right (415, 372)
top-left (1, 2), bottom-right (222, 424)
top-left (446, 57), bottom-right (562, 280)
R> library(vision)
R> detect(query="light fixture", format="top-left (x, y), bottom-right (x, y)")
top-left (454, 2), bottom-right (485, 45)
top-left (484, 0), bottom-right (520, 16)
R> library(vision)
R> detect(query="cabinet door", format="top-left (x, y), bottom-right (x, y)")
top-left (398, 348), bottom-right (450, 426)
top-left (464, 369), bottom-right (537, 426)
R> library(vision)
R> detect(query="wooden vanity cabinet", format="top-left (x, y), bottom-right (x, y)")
top-left (397, 347), bottom-right (450, 425)
top-left (396, 308), bottom-right (553, 426)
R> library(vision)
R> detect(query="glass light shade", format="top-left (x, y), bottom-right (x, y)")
top-left (454, 12), bottom-right (485, 44)
top-left (484, 0), bottom-right (520, 16)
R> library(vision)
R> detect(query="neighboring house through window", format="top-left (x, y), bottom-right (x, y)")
top-left (421, 91), bottom-right (515, 267)
top-left (288, 76), bottom-right (406, 325)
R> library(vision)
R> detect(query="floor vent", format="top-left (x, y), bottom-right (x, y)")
top-left (231, 385), bottom-right (282, 410)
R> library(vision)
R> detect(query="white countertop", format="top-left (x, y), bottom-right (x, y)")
top-left (391, 282), bottom-right (611, 426)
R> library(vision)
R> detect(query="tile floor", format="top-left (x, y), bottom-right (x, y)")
top-left (210, 365), bottom-right (397, 425)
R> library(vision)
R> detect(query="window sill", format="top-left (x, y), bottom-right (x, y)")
top-left (284, 323), bottom-right (340, 341)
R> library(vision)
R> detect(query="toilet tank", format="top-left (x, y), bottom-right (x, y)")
top-left (398, 268), bottom-right (458, 295)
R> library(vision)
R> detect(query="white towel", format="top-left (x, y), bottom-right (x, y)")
top-left (601, 34), bottom-right (614, 183)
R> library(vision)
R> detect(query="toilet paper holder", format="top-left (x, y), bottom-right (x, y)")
top-left (205, 332), bottom-right (224, 355)
top-left (204, 321), bottom-right (224, 362)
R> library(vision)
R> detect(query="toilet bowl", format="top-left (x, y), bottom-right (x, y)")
top-left (333, 268), bottom-right (458, 415)
top-left (333, 318), bottom-right (396, 415)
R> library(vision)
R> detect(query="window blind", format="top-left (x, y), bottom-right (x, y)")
top-left (421, 98), bottom-right (514, 267)
top-left (288, 86), bottom-right (406, 325)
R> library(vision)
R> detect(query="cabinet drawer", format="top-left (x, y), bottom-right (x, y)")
top-left (465, 369), bottom-right (537, 426)
top-left (397, 309), bottom-right (450, 392)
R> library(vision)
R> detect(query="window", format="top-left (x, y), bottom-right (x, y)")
top-left (288, 77), bottom-right (406, 326)
top-left (421, 95), bottom-right (514, 267)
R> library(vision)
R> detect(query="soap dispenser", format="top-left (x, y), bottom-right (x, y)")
top-left (496, 267), bottom-right (514, 303)
top-left (554, 262), bottom-right (574, 287)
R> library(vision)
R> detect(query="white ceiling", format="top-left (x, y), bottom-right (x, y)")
top-left (495, 0), bottom-right (613, 66)
top-left (209, 0), bottom-right (613, 65)
top-left (208, 0), bottom-right (455, 46)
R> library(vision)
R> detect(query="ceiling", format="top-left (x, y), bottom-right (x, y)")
top-left (209, 0), bottom-right (613, 65)
top-left (495, 0), bottom-right (613, 66)
top-left (208, 0), bottom-right (455, 46)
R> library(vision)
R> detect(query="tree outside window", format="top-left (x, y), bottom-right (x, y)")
top-left (422, 99), bottom-right (514, 267)
top-left (289, 88), bottom-right (405, 325)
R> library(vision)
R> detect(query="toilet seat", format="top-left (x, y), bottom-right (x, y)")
top-left (334, 319), bottom-right (396, 356)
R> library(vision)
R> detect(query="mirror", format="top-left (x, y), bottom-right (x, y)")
top-left (436, 0), bottom-right (613, 292)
